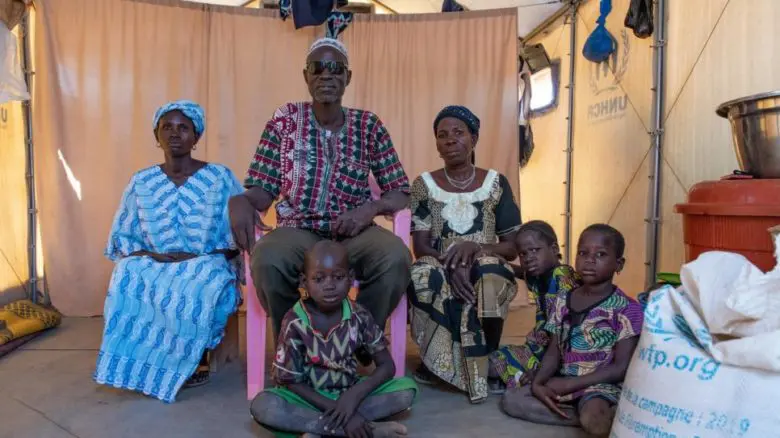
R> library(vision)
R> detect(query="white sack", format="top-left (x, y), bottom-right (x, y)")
top-left (611, 229), bottom-right (780, 437)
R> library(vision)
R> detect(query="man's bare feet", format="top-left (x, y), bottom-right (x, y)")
top-left (369, 421), bottom-right (408, 437)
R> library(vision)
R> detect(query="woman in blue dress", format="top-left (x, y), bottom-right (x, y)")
top-left (93, 100), bottom-right (243, 403)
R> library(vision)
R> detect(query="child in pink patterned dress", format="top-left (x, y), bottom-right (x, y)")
top-left (501, 224), bottom-right (643, 437)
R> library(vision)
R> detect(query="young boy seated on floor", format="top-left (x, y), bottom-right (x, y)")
top-left (500, 224), bottom-right (643, 437)
top-left (488, 221), bottom-right (582, 393)
top-left (250, 240), bottom-right (417, 438)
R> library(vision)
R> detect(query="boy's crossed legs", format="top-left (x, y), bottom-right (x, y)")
top-left (501, 386), bottom-right (615, 437)
top-left (251, 387), bottom-right (414, 437)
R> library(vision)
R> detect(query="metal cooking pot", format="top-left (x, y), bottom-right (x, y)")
top-left (716, 91), bottom-right (780, 178)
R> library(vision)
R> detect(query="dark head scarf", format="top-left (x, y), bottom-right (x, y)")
top-left (433, 105), bottom-right (480, 135)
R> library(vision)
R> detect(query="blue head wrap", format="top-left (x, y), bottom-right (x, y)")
top-left (434, 105), bottom-right (480, 135)
top-left (153, 100), bottom-right (206, 138)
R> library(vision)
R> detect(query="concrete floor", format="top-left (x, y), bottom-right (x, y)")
top-left (0, 308), bottom-right (586, 438)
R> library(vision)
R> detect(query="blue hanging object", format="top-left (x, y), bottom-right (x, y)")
top-left (582, 0), bottom-right (617, 63)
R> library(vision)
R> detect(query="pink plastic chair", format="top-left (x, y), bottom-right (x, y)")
top-left (244, 178), bottom-right (411, 400)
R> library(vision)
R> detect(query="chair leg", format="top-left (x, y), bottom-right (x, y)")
top-left (246, 296), bottom-right (266, 400)
top-left (389, 294), bottom-right (407, 378)
top-left (246, 257), bottom-right (267, 400)
top-left (389, 208), bottom-right (411, 378)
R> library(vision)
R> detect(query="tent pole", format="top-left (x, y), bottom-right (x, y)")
top-left (20, 13), bottom-right (38, 303)
top-left (562, 1), bottom-right (577, 264)
top-left (646, 0), bottom-right (666, 288)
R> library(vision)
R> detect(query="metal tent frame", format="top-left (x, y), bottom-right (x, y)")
top-left (19, 12), bottom-right (39, 304)
top-left (645, 0), bottom-right (667, 288)
top-left (562, 1), bottom-right (577, 264)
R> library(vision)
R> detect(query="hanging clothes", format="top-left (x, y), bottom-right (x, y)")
top-left (582, 0), bottom-right (616, 63)
top-left (278, 0), bottom-right (353, 37)
top-left (326, 11), bottom-right (353, 39)
top-left (518, 62), bottom-right (534, 168)
top-left (292, 0), bottom-right (334, 29)
top-left (279, 0), bottom-right (292, 20)
top-left (624, 0), bottom-right (654, 39)
top-left (279, 0), bottom-right (335, 29)
top-left (518, 62), bottom-right (532, 126)
top-left (442, 0), bottom-right (465, 13)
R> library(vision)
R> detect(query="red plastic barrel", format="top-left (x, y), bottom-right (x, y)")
top-left (674, 179), bottom-right (780, 272)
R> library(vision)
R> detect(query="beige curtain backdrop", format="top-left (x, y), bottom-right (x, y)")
top-left (343, 11), bottom-right (519, 181)
top-left (33, 0), bottom-right (518, 316)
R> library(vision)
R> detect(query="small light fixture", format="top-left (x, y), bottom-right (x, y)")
top-left (519, 43), bottom-right (559, 115)
top-left (519, 43), bottom-right (552, 74)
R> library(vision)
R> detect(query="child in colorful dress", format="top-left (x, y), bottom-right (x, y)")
top-left (488, 221), bottom-right (581, 392)
top-left (250, 240), bottom-right (417, 438)
top-left (501, 224), bottom-right (643, 437)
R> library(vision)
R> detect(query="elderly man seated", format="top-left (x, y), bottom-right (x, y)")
top-left (229, 37), bottom-right (411, 347)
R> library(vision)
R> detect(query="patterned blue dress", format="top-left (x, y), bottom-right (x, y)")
top-left (94, 164), bottom-right (243, 403)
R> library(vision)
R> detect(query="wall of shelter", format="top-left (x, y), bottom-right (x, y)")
top-left (523, 0), bottom-right (780, 296)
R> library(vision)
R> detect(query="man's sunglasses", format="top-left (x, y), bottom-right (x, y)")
top-left (306, 60), bottom-right (348, 76)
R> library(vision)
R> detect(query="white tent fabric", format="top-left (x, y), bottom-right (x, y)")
top-left (0, 26), bottom-right (28, 104)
